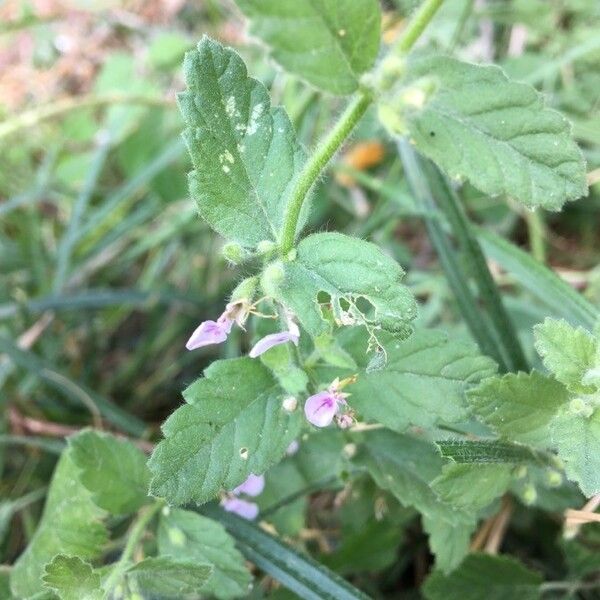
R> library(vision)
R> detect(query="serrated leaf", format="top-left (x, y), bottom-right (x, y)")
top-left (179, 37), bottom-right (306, 247)
top-left (158, 508), bottom-right (251, 599)
top-left (423, 553), bottom-right (542, 600)
top-left (551, 409), bottom-right (600, 497)
top-left (266, 232), bottom-right (417, 338)
top-left (403, 56), bottom-right (587, 210)
top-left (534, 318), bottom-right (598, 393)
top-left (354, 430), bottom-right (475, 571)
top-left (69, 430), bottom-right (150, 515)
top-left (467, 371), bottom-right (569, 447)
top-left (422, 516), bottom-right (476, 574)
top-left (125, 556), bottom-right (212, 599)
top-left (432, 463), bottom-right (513, 511)
top-left (235, 0), bottom-right (381, 95)
top-left (10, 451), bottom-right (107, 599)
top-left (348, 329), bottom-right (497, 430)
top-left (437, 440), bottom-right (548, 465)
top-left (148, 357), bottom-right (301, 506)
top-left (42, 556), bottom-right (102, 600)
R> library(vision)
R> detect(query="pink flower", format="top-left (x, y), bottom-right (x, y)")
top-left (304, 378), bottom-right (354, 428)
top-left (221, 497), bottom-right (259, 520)
top-left (232, 473), bottom-right (265, 497)
top-left (286, 440), bottom-right (300, 456)
top-left (249, 317), bottom-right (300, 358)
top-left (186, 316), bottom-right (233, 350)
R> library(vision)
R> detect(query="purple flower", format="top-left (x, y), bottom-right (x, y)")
top-left (232, 473), bottom-right (265, 497)
top-left (286, 440), bottom-right (300, 456)
top-left (249, 316), bottom-right (300, 358)
top-left (304, 391), bottom-right (340, 427)
top-left (304, 377), bottom-right (355, 428)
top-left (186, 316), bottom-right (233, 350)
top-left (221, 497), bottom-right (259, 520)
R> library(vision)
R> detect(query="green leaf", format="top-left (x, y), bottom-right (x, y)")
top-left (10, 451), bottom-right (107, 599)
top-left (437, 440), bottom-right (548, 465)
top-left (202, 504), bottom-right (371, 600)
top-left (148, 357), bottom-right (301, 505)
top-left (125, 557), bottom-right (212, 599)
top-left (551, 409), bottom-right (600, 497)
top-left (432, 463), bottom-right (513, 511)
top-left (348, 329), bottom-right (497, 430)
top-left (69, 429), bottom-right (150, 515)
top-left (179, 37), bottom-right (306, 247)
top-left (467, 371), bottom-right (569, 447)
top-left (158, 508), bottom-right (252, 599)
top-left (423, 553), bottom-right (542, 600)
top-left (235, 0), bottom-right (381, 95)
top-left (403, 56), bottom-right (587, 210)
top-left (265, 232), bottom-right (417, 338)
top-left (534, 318), bottom-right (598, 394)
top-left (42, 556), bottom-right (102, 600)
top-left (354, 430), bottom-right (475, 570)
top-left (422, 516), bottom-right (477, 574)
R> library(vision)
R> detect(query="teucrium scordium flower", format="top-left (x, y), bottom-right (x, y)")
top-left (304, 377), bottom-right (356, 428)
top-left (232, 473), bottom-right (265, 497)
top-left (249, 314), bottom-right (300, 358)
top-left (186, 315), bottom-right (233, 350)
top-left (221, 472), bottom-right (265, 520)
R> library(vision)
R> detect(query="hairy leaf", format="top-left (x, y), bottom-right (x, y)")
top-left (354, 430), bottom-right (475, 571)
top-left (69, 429), bottom-right (150, 515)
top-left (235, 0), bottom-right (381, 94)
top-left (265, 232), bottom-right (417, 338)
top-left (148, 358), bottom-right (301, 505)
top-left (423, 553), bottom-right (542, 600)
top-left (534, 318), bottom-right (598, 394)
top-left (125, 557), bottom-right (212, 599)
top-left (551, 409), bottom-right (600, 497)
top-left (179, 37), bottom-right (306, 246)
top-left (348, 329), bottom-right (497, 430)
top-left (432, 463), bottom-right (513, 510)
top-left (42, 555), bottom-right (102, 600)
top-left (403, 56), bottom-right (587, 210)
top-left (467, 371), bottom-right (569, 446)
top-left (158, 508), bottom-right (252, 599)
top-left (10, 451), bottom-right (107, 598)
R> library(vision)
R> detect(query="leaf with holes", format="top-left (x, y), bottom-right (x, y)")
top-left (148, 358), bottom-right (301, 506)
top-left (264, 232), bottom-right (417, 339)
top-left (401, 56), bottom-right (587, 210)
top-left (179, 37), bottom-right (306, 247)
top-left (235, 0), bottom-right (381, 95)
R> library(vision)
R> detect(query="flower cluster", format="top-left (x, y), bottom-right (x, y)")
top-left (186, 299), bottom-right (299, 358)
top-left (221, 472), bottom-right (265, 520)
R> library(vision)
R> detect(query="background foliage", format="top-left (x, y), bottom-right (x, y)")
top-left (1, 0), bottom-right (600, 598)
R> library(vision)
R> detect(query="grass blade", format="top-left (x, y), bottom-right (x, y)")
top-left (201, 504), bottom-right (370, 600)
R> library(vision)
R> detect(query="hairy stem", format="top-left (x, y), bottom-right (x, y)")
top-left (395, 0), bottom-right (446, 54)
top-left (103, 500), bottom-right (165, 594)
top-left (280, 93), bottom-right (372, 254)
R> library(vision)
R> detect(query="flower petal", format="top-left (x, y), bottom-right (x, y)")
top-left (221, 497), bottom-right (259, 520)
top-left (248, 331), bottom-right (299, 358)
top-left (304, 391), bottom-right (338, 428)
top-left (232, 473), bottom-right (265, 497)
top-left (185, 318), bottom-right (232, 350)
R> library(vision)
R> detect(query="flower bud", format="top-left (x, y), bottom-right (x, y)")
top-left (282, 396), bottom-right (298, 412)
top-left (221, 242), bottom-right (246, 264)
top-left (522, 483), bottom-right (537, 506)
top-left (256, 239), bottom-right (277, 255)
top-left (261, 261), bottom-right (285, 296)
top-left (230, 276), bottom-right (258, 304)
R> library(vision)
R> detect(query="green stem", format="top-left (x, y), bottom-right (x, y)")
top-left (395, 0), bottom-right (446, 54)
top-left (103, 500), bottom-right (164, 594)
top-left (524, 209), bottom-right (546, 264)
top-left (280, 93), bottom-right (372, 254)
